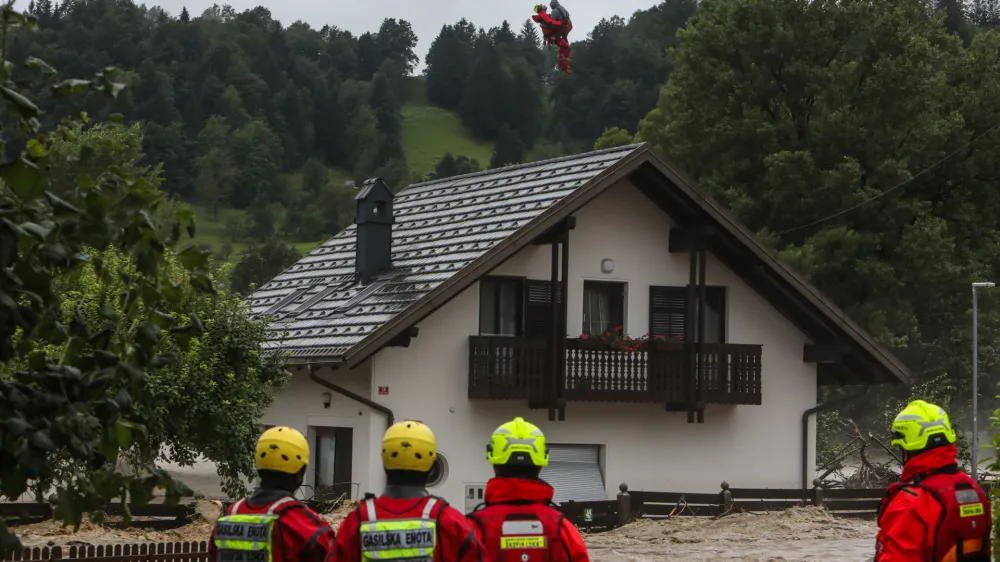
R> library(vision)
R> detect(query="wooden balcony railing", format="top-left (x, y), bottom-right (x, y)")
top-left (468, 336), bottom-right (762, 405)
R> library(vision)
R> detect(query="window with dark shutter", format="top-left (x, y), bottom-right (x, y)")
top-left (524, 280), bottom-right (562, 338)
top-left (479, 277), bottom-right (524, 336)
top-left (649, 285), bottom-right (727, 343)
top-left (649, 286), bottom-right (687, 340)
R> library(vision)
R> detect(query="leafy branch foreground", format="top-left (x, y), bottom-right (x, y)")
top-left (0, 3), bottom-right (217, 553)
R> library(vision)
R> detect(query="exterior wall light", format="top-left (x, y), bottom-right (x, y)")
top-left (600, 259), bottom-right (614, 274)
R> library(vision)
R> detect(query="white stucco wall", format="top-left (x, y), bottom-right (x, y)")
top-left (264, 364), bottom-right (380, 499)
top-left (370, 179), bottom-right (818, 509)
top-left (165, 363), bottom-right (380, 500)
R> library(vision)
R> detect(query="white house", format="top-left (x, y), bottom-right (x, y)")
top-left (241, 143), bottom-right (910, 513)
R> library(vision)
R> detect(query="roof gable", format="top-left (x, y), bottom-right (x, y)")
top-left (249, 144), bottom-right (644, 360)
top-left (251, 143), bottom-right (910, 385)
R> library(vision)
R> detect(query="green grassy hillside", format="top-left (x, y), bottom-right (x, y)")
top-left (401, 102), bottom-right (494, 178)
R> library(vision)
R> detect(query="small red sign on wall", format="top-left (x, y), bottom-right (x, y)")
top-left (378, 386), bottom-right (389, 395)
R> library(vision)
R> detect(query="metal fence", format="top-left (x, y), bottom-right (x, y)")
top-left (3, 542), bottom-right (208, 562)
top-left (557, 481), bottom-right (887, 530)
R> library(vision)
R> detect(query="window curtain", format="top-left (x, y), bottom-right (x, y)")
top-left (497, 282), bottom-right (518, 336)
top-left (479, 279), bottom-right (519, 336)
top-left (583, 286), bottom-right (611, 335)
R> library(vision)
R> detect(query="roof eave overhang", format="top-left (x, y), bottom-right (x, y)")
top-left (635, 153), bottom-right (912, 387)
top-left (283, 355), bottom-right (345, 367)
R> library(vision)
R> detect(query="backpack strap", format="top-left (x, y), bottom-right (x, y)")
top-left (422, 496), bottom-right (444, 562)
top-left (228, 498), bottom-right (246, 515)
top-left (267, 496), bottom-right (300, 516)
top-left (355, 495), bottom-right (384, 559)
top-left (554, 511), bottom-right (572, 561)
top-left (466, 508), bottom-right (487, 540)
top-left (468, 502), bottom-right (487, 515)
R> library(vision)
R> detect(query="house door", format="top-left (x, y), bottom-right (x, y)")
top-left (314, 427), bottom-right (354, 500)
top-left (539, 444), bottom-right (606, 504)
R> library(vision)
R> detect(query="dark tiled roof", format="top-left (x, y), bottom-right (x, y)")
top-left (249, 144), bottom-right (644, 358)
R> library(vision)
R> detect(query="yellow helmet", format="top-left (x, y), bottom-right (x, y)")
top-left (255, 426), bottom-right (310, 474)
top-left (487, 417), bottom-right (548, 467)
top-left (534, 4), bottom-right (546, 12)
top-left (890, 400), bottom-right (957, 452)
top-left (382, 420), bottom-right (436, 472)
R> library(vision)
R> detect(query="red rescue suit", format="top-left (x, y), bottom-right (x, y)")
top-left (532, 10), bottom-right (572, 73)
top-left (467, 478), bottom-right (589, 562)
top-left (876, 444), bottom-right (992, 562)
top-left (335, 494), bottom-right (483, 562)
top-left (208, 489), bottom-right (337, 562)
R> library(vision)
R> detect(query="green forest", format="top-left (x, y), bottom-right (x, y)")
top-left (3, 0), bottom-right (1000, 536)
top-left (3, 0), bottom-right (701, 291)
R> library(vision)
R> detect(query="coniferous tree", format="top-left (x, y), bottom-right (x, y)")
top-left (490, 125), bottom-right (524, 168)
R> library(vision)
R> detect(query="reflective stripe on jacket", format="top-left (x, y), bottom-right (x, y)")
top-left (214, 497), bottom-right (298, 562)
top-left (336, 494), bottom-right (483, 562)
top-left (360, 497), bottom-right (439, 561)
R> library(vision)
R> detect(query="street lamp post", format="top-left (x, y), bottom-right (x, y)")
top-left (972, 281), bottom-right (995, 481)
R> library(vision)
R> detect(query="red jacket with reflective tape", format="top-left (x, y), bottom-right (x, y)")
top-left (467, 478), bottom-right (589, 562)
top-left (208, 489), bottom-right (336, 562)
top-left (334, 494), bottom-right (483, 562)
top-left (876, 445), bottom-right (991, 562)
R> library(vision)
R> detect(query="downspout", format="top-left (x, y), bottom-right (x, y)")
top-left (801, 385), bottom-right (870, 490)
top-left (309, 365), bottom-right (395, 429)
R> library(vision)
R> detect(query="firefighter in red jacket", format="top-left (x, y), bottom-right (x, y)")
top-left (533, 2), bottom-right (573, 74)
top-left (210, 426), bottom-right (336, 562)
top-left (467, 417), bottom-right (590, 562)
top-left (334, 420), bottom-right (483, 562)
top-left (876, 400), bottom-right (991, 562)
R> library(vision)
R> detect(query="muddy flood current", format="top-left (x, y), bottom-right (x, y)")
top-left (584, 507), bottom-right (876, 561)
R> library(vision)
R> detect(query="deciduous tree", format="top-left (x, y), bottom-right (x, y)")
top-left (0, 5), bottom-right (220, 552)
top-left (636, 0), bottom-right (1000, 425)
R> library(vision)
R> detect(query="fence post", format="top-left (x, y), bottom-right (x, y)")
top-left (811, 478), bottom-right (824, 507)
top-left (616, 482), bottom-right (630, 527)
top-left (719, 481), bottom-right (733, 515)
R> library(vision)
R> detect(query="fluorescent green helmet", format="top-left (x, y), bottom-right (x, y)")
top-left (890, 399), bottom-right (956, 452)
top-left (486, 417), bottom-right (548, 467)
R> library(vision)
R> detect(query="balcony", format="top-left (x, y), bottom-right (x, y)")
top-left (468, 336), bottom-right (762, 405)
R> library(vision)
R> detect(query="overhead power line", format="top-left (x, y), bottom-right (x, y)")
top-left (774, 121), bottom-right (1000, 236)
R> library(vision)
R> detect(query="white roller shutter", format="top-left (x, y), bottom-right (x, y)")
top-left (540, 445), bottom-right (607, 504)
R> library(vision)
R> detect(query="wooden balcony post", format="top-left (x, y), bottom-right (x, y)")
top-left (685, 230), bottom-right (697, 421)
top-left (549, 241), bottom-right (559, 421)
top-left (558, 232), bottom-right (569, 421)
top-left (696, 227), bottom-right (707, 424)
